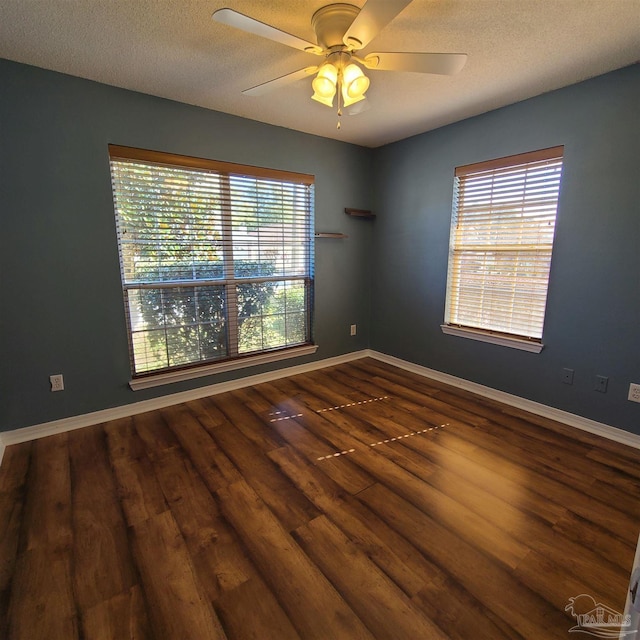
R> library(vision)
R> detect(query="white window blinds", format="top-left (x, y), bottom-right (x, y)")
top-left (108, 145), bottom-right (314, 377)
top-left (445, 146), bottom-right (564, 342)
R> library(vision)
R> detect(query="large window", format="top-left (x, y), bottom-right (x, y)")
top-left (443, 146), bottom-right (564, 351)
top-left (109, 146), bottom-right (314, 381)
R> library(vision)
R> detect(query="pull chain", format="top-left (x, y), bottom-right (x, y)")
top-left (336, 73), bottom-right (342, 130)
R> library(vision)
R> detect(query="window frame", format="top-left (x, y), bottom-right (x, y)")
top-left (108, 145), bottom-right (316, 388)
top-left (442, 146), bottom-right (564, 352)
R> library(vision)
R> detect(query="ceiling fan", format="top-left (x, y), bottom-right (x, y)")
top-left (212, 0), bottom-right (467, 126)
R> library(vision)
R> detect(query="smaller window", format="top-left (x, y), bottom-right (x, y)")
top-left (443, 146), bottom-right (564, 350)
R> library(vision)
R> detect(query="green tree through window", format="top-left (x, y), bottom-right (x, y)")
top-left (109, 146), bottom-right (314, 376)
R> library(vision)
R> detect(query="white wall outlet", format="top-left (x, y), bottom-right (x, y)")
top-left (629, 383), bottom-right (640, 403)
top-left (350, 324), bottom-right (357, 336)
top-left (595, 375), bottom-right (608, 393)
top-left (50, 374), bottom-right (64, 392)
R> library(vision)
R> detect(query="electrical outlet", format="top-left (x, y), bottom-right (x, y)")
top-left (629, 383), bottom-right (640, 403)
top-left (350, 324), bottom-right (357, 336)
top-left (561, 368), bottom-right (574, 385)
top-left (595, 375), bottom-right (608, 393)
top-left (50, 374), bottom-right (64, 392)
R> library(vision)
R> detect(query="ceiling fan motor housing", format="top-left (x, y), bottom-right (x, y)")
top-left (311, 3), bottom-right (359, 50)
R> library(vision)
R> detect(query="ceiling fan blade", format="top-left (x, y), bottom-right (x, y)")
top-left (343, 0), bottom-right (413, 50)
top-left (213, 8), bottom-right (322, 54)
top-left (243, 66), bottom-right (318, 96)
top-left (363, 52), bottom-right (467, 75)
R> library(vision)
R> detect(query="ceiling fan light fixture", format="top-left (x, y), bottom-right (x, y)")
top-left (312, 91), bottom-right (335, 107)
top-left (312, 63), bottom-right (338, 98)
top-left (341, 87), bottom-right (366, 108)
top-left (342, 63), bottom-right (369, 99)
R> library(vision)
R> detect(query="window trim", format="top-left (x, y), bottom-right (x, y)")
top-left (443, 145), bottom-right (564, 348)
top-left (454, 146), bottom-right (563, 178)
top-left (109, 145), bottom-right (314, 185)
top-left (128, 343), bottom-right (319, 390)
top-left (109, 145), bottom-right (315, 381)
top-left (440, 324), bottom-right (544, 353)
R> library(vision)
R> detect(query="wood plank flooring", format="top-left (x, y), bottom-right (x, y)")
top-left (1, 357), bottom-right (639, 639)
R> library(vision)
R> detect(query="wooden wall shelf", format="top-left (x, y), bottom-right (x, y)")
top-left (315, 232), bottom-right (348, 239)
top-left (345, 208), bottom-right (375, 219)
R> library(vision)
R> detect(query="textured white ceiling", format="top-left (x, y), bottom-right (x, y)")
top-left (1, 0), bottom-right (638, 147)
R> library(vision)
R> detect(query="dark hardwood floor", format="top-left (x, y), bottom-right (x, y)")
top-left (1, 357), bottom-right (639, 639)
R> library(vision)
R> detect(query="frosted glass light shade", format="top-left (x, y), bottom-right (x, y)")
top-left (341, 84), bottom-right (366, 107)
top-left (312, 92), bottom-right (335, 107)
top-left (342, 63), bottom-right (369, 99)
top-left (312, 63), bottom-right (338, 98)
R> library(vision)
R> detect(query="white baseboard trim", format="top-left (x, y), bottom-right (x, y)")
top-left (0, 350), bottom-right (370, 463)
top-left (1, 348), bottom-right (638, 469)
top-left (368, 350), bottom-right (640, 451)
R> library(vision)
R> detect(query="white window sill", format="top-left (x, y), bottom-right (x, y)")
top-left (129, 344), bottom-right (319, 391)
top-left (440, 325), bottom-right (543, 353)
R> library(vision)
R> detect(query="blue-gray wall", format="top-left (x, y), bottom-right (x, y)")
top-left (2, 58), bottom-right (638, 435)
top-left (370, 64), bottom-right (640, 434)
top-left (0, 59), bottom-right (373, 431)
